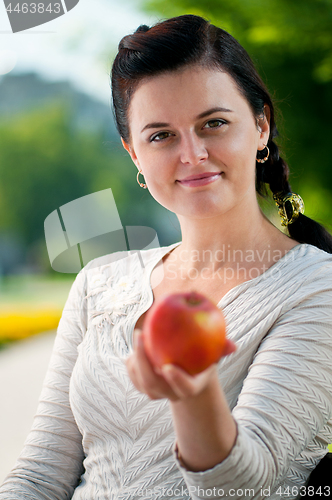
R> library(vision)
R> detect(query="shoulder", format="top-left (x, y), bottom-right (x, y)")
top-left (230, 243), bottom-right (332, 319)
top-left (270, 243), bottom-right (332, 322)
top-left (279, 243), bottom-right (332, 283)
top-left (250, 243), bottom-right (332, 304)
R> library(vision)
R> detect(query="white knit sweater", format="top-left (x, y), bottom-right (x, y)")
top-left (1, 242), bottom-right (332, 500)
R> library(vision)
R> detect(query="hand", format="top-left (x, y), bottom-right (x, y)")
top-left (125, 329), bottom-right (236, 402)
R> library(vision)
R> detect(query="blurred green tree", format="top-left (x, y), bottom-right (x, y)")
top-left (0, 103), bottom-right (176, 274)
top-left (0, 105), bottom-right (113, 241)
top-left (141, 0), bottom-right (332, 231)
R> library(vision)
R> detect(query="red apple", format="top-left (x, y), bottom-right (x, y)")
top-left (142, 291), bottom-right (228, 376)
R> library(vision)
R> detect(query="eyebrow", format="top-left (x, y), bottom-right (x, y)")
top-left (197, 107), bottom-right (233, 119)
top-left (140, 107), bottom-right (234, 133)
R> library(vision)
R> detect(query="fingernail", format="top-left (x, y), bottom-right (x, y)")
top-left (154, 366), bottom-right (162, 375)
top-left (161, 364), bottom-right (173, 374)
top-left (134, 329), bottom-right (143, 349)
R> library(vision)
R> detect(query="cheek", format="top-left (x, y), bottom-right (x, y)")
top-left (139, 149), bottom-right (175, 183)
top-left (137, 155), bottom-right (174, 202)
top-left (228, 126), bottom-right (257, 154)
top-left (212, 135), bottom-right (257, 188)
top-left (223, 128), bottom-right (258, 166)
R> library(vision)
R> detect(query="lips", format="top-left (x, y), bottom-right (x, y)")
top-left (178, 171), bottom-right (221, 182)
top-left (177, 172), bottom-right (222, 188)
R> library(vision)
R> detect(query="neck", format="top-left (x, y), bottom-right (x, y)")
top-left (173, 201), bottom-right (283, 274)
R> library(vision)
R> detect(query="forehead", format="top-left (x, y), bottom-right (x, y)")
top-left (128, 65), bottom-right (251, 127)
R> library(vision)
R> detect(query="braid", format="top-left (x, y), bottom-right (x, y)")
top-left (256, 137), bottom-right (332, 253)
top-left (256, 139), bottom-right (291, 197)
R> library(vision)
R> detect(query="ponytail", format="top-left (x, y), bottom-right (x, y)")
top-left (288, 214), bottom-right (332, 253)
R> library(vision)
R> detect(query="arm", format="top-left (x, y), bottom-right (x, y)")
top-left (127, 284), bottom-right (332, 499)
top-left (168, 368), bottom-right (238, 471)
top-left (0, 269), bottom-right (88, 499)
top-left (171, 287), bottom-right (332, 499)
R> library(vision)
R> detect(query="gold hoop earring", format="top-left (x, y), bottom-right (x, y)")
top-left (136, 169), bottom-right (147, 189)
top-left (256, 145), bottom-right (270, 163)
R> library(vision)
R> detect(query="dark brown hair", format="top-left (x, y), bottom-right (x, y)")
top-left (111, 14), bottom-right (332, 252)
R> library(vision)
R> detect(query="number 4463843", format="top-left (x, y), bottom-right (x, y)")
top-left (276, 485), bottom-right (330, 497)
top-left (6, 3), bottom-right (61, 14)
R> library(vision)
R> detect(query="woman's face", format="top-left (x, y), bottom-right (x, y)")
top-left (122, 65), bottom-right (270, 220)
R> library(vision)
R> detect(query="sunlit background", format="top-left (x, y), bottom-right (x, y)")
top-left (1, 0), bottom-right (332, 481)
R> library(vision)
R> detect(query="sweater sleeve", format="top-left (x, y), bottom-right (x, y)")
top-left (172, 278), bottom-right (332, 499)
top-left (0, 268), bottom-right (87, 500)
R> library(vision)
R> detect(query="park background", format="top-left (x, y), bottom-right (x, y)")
top-left (1, 0), bottom-right (332, 482)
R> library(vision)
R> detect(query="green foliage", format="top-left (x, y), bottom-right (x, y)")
top-left (141, 0), bottom-right (332, 231)
top-left (0, 104), bottom-right (132, 246)
top-left (144, 0), bottom-right (332, 78)
top-left (0, 102), bottom-right (180, 274)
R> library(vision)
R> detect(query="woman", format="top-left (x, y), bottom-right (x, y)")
top-left (1, 14), bottom-right (332, 500)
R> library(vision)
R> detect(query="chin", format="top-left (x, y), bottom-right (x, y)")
top-left (176, 203), bottom-right (226, 220)
top-left (150, 186), bottom-right (228, 218)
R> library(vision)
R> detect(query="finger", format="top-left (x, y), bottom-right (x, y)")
top-left (129, 332), bottom-right (156, 393)
top-left (135, 329), bottom-right (158, 375)
top-left (160, 363), bottom-right (216, 399)
top-left (132, 330), bottom-right (179, 400)
top-left (125, 354), bottom-right (144, 393)
top-left (126, 351), bottom-right (160, 397)
top-left (132, 329), bottom-right (157, 386)
top-left (159, 364), bottom-right (192, 398)
top-left (222, 338), bottom-right (237, 356)
top-left (132, 328), bottom-right (142, 350)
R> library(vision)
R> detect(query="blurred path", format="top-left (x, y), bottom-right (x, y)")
top-left (0, 331), bottom-right (56, 484)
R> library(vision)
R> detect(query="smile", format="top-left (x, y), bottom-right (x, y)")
top-left (177, 172), bottom-right (222, 187)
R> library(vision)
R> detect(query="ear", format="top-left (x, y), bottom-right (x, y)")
top-left (257, 104), bottom-right (270, 149)
top-left (121, 137), bottom-right (140, 170)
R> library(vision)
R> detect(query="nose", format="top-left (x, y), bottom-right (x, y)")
top-left (179, 132), bottom-right (208, 165)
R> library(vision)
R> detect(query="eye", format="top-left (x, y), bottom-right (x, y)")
top-left (203, 119), bottom-right (227, 130)
top-left (150, 131), bottom-right (173, 142)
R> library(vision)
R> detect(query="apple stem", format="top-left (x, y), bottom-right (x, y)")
top-left (187, 293), bottom-right (201, 306)
top-left (187, 299), bottom-right (201, 306)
